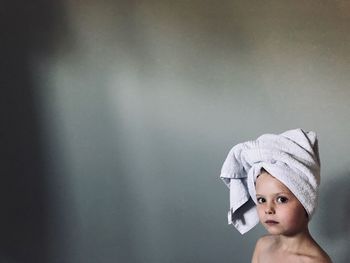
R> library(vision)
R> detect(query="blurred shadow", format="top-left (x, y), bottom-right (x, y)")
top-left (0, 1), bottom-right (66, 262)
top-left (319, 173), bottom-right (350, 262)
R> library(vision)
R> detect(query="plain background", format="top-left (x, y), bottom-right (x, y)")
top-left (2, 1), bottom-right (350, 262)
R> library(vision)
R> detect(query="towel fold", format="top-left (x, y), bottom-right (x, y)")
top-left (220, 128), bottom-right (321, 234)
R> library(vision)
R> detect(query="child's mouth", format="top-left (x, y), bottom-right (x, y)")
top-left (265, 220), bottom-right (279, 225)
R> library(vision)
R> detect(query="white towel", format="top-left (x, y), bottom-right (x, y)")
top-left (220, 128), bottom-right (320, 234)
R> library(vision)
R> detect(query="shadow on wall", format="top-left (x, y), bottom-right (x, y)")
top-left (0, 1), bottom-right (65, 262)
top-left (319, 173), bottom-right (350, 263)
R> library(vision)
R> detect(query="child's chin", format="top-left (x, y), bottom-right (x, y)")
top-left (264, 226), bottom-right (283, 235)
top-left (265, 227), bottom-right (300, 236)
top-left (267, 230), bottom-right (282, 235)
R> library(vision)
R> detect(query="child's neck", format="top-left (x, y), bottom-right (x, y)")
top-left (276, 227), bottom-right (315, 253)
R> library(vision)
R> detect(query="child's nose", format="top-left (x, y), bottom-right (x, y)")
top-left (265, 204), bottom-right (275, 214)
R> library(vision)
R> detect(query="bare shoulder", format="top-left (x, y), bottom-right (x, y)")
top-left (251, 235), bottom-right (277, 263)
top-left (309, 250), bottom-right (333, 263)
top-left (305, 254), bottom-right (332, 263)
top-left (256, 234), bottom-right (278, 249)
top-left (305, 243), bottom-right (333, 263)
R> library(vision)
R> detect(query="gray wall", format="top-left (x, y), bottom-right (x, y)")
top-left (2, 1), bottom-right (350, 262)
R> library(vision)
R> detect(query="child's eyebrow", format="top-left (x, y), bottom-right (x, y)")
top-left (255, 192), bottom-right (291, 197)
top-left (274, 192), bottom-right (292, 196)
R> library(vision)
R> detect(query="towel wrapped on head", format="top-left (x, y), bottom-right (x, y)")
top-left (220, 128), bottom-right (321, 234)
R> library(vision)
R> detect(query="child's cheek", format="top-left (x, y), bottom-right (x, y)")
top-left (280, 205), bottom-right (302, 226)
top-left (256, 206), bottom-right (265, 221)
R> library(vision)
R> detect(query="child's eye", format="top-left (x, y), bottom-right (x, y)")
top-left (276, 196), bottom-right (288, 203)
top-left (257, 197), bottom-right (265, 204)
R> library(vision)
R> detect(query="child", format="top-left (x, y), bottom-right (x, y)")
top-left (220, 129), bottom-right (332, 263)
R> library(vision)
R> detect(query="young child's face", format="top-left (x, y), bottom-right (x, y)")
top-left (255, 171), bottom-right (308, 236)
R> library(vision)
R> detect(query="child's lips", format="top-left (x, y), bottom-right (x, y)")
top-left (265, 220), bottom-right (279, 225)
